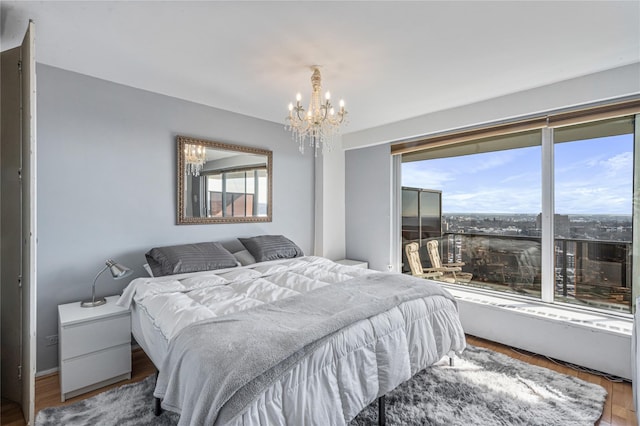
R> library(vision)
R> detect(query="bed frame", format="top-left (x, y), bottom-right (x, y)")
top-left (152, 356), bottom-right (455, 425)
top-left (152, 374), bottom-right (387, 426)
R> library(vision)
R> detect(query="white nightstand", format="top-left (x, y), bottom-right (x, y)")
top-left (335, 259), bottom-right (369, 269)
top-left (58, 295), bottom-right (131, 401)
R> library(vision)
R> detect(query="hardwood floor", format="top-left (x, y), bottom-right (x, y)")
top-left (1, 336), bottom-right (636, 425)
top-left (0, 399), bottom-right (25, 426)
top-left (1, 348), bottom-right (155, 426)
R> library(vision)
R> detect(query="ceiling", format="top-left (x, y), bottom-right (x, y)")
top-left (1, 1), bottom-right (639, 134)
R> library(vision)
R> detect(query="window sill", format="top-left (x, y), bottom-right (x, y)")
top-left (441, 283), bottom-right (632, 337)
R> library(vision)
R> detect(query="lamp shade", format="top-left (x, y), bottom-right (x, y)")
top-left (106, 259), bottom-right (132, 280)
top-left (81, 259), bottom-right (132, 308)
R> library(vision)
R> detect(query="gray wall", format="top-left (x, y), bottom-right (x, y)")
top-left (345, 143), bottom-right (391, 271)
top-left (37, 64), bottom-right (314, 372)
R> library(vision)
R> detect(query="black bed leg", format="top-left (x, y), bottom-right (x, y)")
top-left (378, 395), bottom-right (386, 426)
top-left (154, 397), bottom-right (162, 416)
top-left (154, 371), bottom-right (163, 416)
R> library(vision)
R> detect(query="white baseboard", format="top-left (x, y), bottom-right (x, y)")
top-left (36, 366), bottom-right (58, 377)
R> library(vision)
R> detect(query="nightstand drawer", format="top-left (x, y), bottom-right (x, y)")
top-left (60, 343), bottom-right (131, 394)
top-left (60, 313), bottom-right (131, 360)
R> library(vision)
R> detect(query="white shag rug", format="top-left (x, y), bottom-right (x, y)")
top-left (36, 345), bottom-right (607, 426)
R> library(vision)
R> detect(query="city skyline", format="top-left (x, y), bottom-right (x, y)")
top-left (442, 212), bottom-right (631, 219)
top-left (402, 134), bottom-right (633, 215)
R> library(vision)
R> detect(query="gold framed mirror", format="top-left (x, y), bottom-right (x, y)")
top-left (177, 135), bottom-right (273, 224)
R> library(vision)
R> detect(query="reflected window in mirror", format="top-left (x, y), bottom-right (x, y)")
top-left (178, 136), bottom-right (272, 224)
top-left (205, 168), bottom-right (267, 217)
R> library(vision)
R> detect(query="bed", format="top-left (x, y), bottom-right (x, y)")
top-left (117, 236), bottom-right (466, 425)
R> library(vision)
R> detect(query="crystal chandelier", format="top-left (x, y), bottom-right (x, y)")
top-left (286, 67), bottom-right (348, 156)
top-left (184, 144), bottom-right (206, 176)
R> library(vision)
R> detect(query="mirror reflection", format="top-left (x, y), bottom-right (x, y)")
top-left (177, 136), bottom-right (272, 224)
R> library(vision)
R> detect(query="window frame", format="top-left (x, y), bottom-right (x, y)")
top-left (392, 98), bottom-right (640, 156)
top-left (394, 97), bottom-right (640, 314)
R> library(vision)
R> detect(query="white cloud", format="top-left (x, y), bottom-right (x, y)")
top-left (464, 151), bottom-right (520, 174)
top-left (500, 170), bottom-right (541, 184)
top-left (555, 179), bottom-right (632, 215)
top-left (602, 151), bottom-right (632, 174)
top-left (402, 164), bottom-right (455, 189)
top-left (554, 151), bottom-right (632, 214)
top-left (444, 184), bottom-right (542, 214)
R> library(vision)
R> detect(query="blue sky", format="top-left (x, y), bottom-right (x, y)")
top-left (402, 134), bottom-right (633, 215)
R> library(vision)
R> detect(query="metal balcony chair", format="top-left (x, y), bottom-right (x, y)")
top-left (426, 240), bottom-right (473, 284)
top-left (404, 242), bottom-right (445, 280)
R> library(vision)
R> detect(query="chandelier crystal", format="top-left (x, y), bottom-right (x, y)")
top-left (184, 144), bottom-right (206, 176)
top-left (285, 67), bottom-right (348, 156)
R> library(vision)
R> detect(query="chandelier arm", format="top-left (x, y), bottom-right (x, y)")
top-left (340, 109), bottom-right (348, 123)
top-left (294, 106), bottom-right (306, 121)
top-left (320, 102), bottom-right (330, 122)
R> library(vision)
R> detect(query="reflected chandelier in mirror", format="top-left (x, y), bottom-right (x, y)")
top-left (177, 136), bottom-right (273, 224)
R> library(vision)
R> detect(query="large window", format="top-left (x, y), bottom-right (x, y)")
top-left (402, 131), bottom-right (543, 297)
top-left (400, 112), bottom-right (637, 313)
top-left (553, 118), bottom-right (634, 312)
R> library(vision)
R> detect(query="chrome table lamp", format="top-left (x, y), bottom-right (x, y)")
top-left (81, 259), bottom-right (132, 308)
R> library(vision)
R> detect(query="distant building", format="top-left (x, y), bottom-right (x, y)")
top-left (536, 213), bottom-right (570, 238)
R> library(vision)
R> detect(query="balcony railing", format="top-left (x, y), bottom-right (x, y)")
top-left (402, 232), bottom-right (632, 312)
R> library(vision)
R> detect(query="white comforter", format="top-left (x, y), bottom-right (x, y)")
top-left (118, 256), bottom-right (466, 425)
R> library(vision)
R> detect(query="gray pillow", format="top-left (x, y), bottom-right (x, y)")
top-left (239, 235), bottom-right (304, 263)
top-left (233, 249), bottom-right (256, 266)
top-left (220, 238), bottom-right (246, 254)
top-left (145, 242), bottom-right (238, 277)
